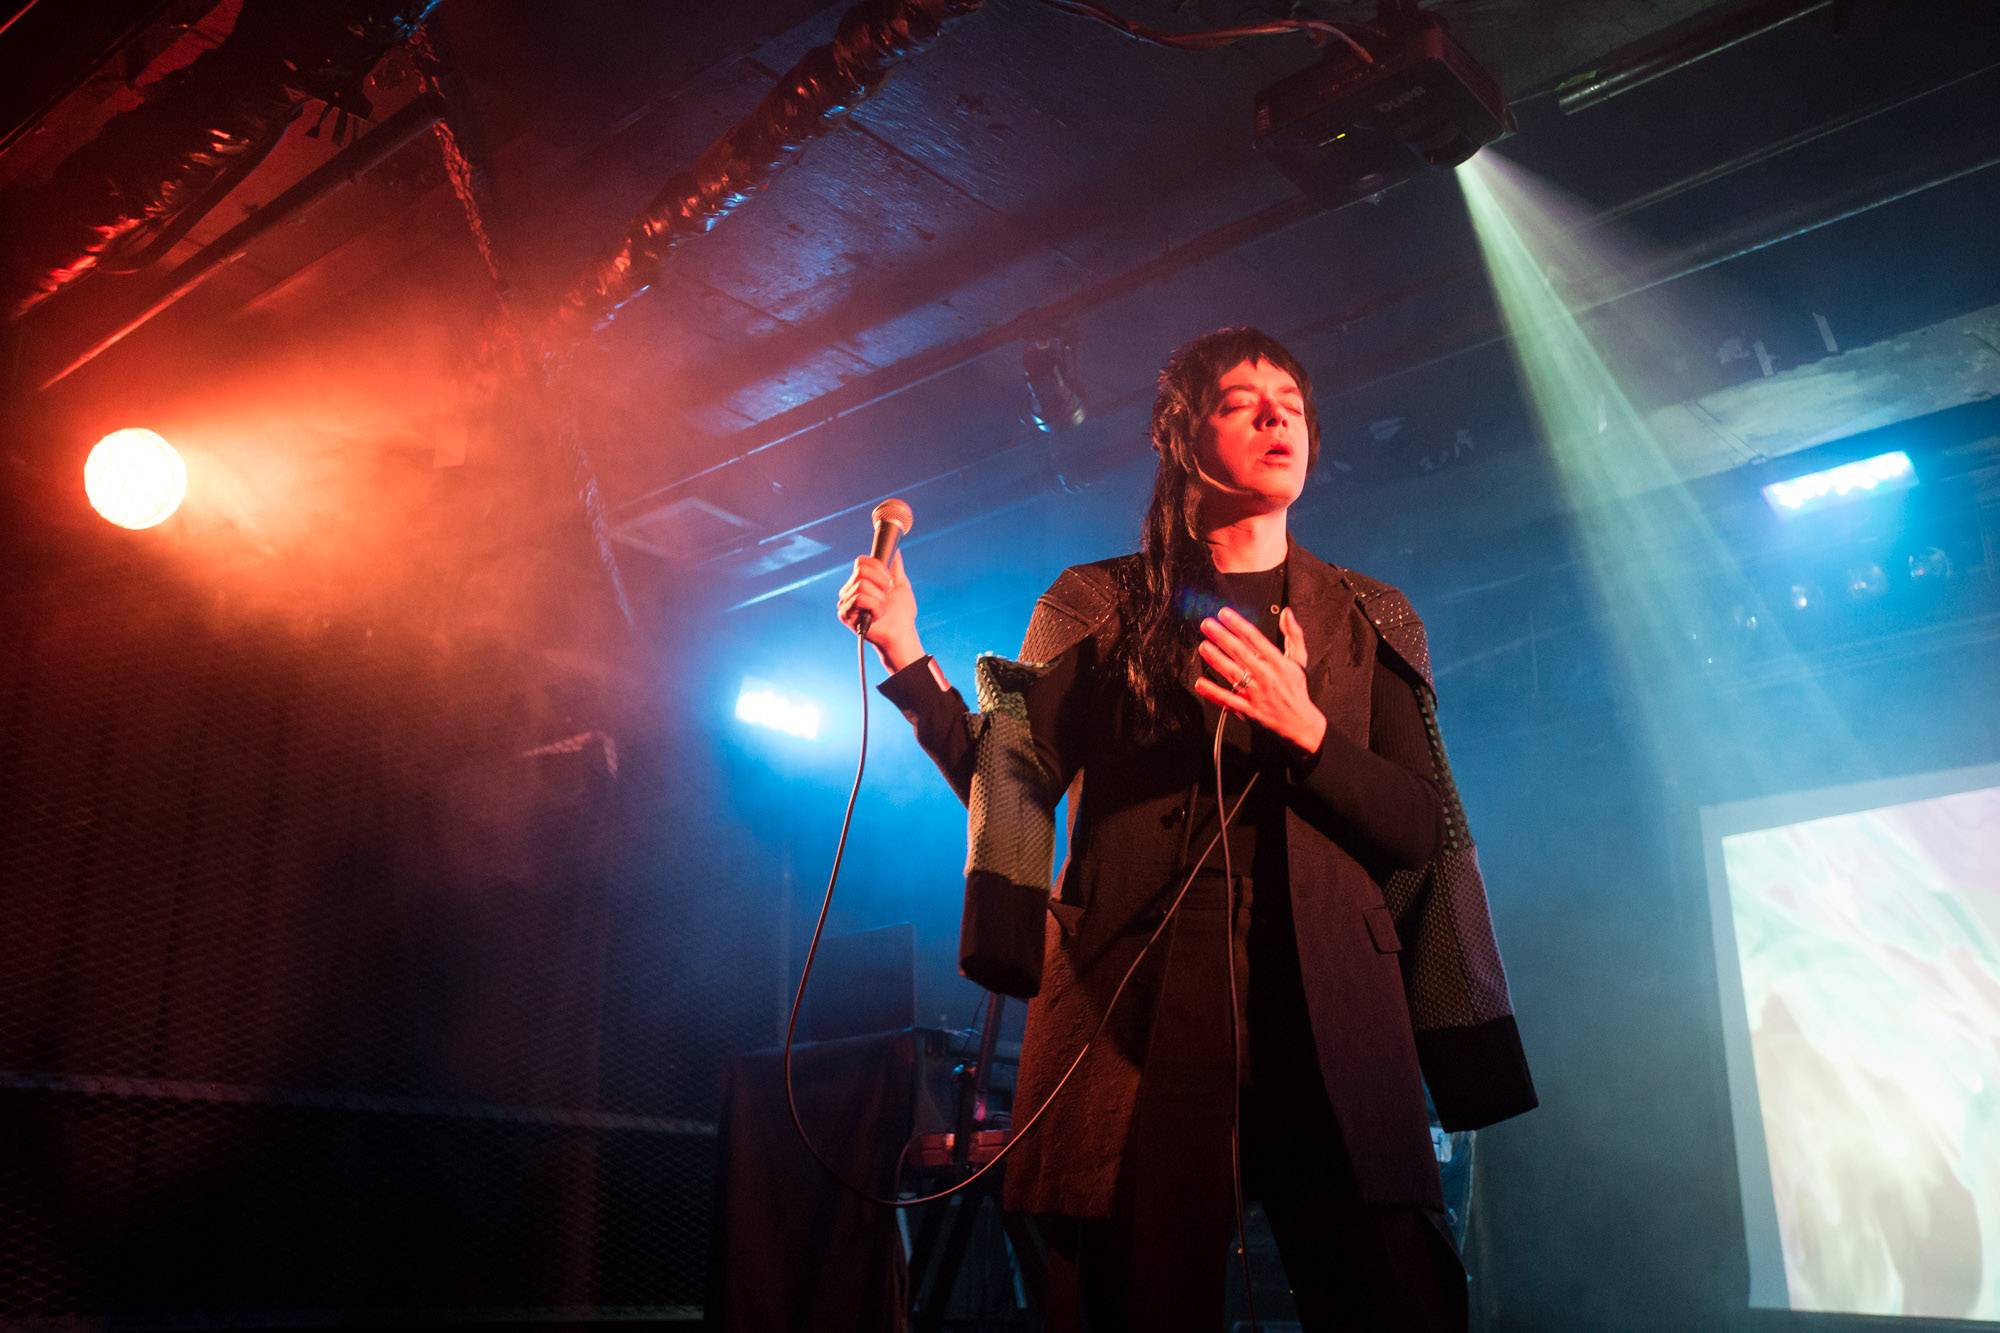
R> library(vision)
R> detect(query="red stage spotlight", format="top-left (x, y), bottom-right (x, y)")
top-left (84, 428), bottom-right (187, 530)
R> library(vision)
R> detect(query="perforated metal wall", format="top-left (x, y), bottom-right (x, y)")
top-left (0, 571), bottom-right (777, 1324)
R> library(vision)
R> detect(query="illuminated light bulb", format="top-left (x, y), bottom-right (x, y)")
top-left (84, 428), bottom-right (187, 530)
top-left (1760, 450), bottom-right (1915, 518)
top-left (734, 678), bottom-right (821, 740)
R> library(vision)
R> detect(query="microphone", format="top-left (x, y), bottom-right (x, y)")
top-left (856, 498), bottom-right (913, 635)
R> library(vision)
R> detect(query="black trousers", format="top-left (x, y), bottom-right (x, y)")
top-left (1035, 871), bottom-right (1467, 1333)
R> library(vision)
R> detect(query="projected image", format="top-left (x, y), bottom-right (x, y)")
top-left (1714, 778), bottom-right (2000, 1321)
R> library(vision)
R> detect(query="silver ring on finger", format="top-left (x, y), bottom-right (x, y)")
top-left (1231, 669), bottom-right (1253, 692)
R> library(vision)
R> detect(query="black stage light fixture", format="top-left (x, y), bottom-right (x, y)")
top-left (1906, 546), bottom-right (1954, 583)
top-left (1023, 332), bottom-right (1089, 433)
top-left (1253, 10), bottom-right (1509, 210)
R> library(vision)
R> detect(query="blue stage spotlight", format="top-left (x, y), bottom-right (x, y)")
top-left (734, 677), bottom-right (822, 740)
top-left (1761, 450), bottom-right (1916, 518)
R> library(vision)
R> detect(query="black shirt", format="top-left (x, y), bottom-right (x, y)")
top-left (1186, 564), bottom-right (1292, 886)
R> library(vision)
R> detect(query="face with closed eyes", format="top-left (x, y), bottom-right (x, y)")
top-left (1189, 357), bottom-right (1310, 514)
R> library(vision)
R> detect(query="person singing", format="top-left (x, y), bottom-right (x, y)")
top-left (838, 326), bottom-right (1535, 1330)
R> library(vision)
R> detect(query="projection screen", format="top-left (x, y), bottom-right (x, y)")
top-left (1704, 763), bottom-right (2000, 1322)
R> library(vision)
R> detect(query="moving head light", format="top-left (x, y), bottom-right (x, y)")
top-left (1253, 11), bottom-right (1509, 209)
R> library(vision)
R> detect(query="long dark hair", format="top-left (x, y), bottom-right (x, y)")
top-left (1110, 327), bottom-right (1322, 738)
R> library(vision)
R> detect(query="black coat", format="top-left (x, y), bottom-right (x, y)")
top-left (880, 542), bottom-right (1535, 1216)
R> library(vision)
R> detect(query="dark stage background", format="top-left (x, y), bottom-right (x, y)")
top-left (0, 563), bottom-right (784, 1322)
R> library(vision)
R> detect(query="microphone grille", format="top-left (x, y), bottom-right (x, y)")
top-left (871, 497), bottom-right (914, 533)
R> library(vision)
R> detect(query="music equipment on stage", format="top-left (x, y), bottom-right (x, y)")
top-left (903, 990), bottom-right (1040, 1330)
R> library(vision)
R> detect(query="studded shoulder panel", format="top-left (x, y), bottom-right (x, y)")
top-left (1018, 559), bottom-right (1127, 665)
top-left (1340, 568), bottom-right (1433, 694)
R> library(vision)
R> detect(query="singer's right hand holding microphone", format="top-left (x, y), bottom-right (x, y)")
top-left (838, 550), bottom-right (925, 673)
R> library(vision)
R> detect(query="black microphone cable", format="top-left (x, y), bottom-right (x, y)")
top-left (782, 628), bottom-right (1256, 1213)
top-left (1214, 707), bottom-right (1259, 1333)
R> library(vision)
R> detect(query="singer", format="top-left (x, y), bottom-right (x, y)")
top-left (838, 327), bottom-right (1536, 1331)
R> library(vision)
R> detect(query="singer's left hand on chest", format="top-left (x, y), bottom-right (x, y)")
top-left (1192, 606), bottom-right (1328, 755)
